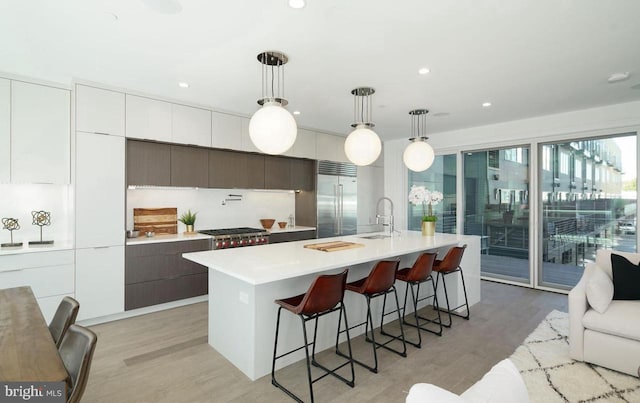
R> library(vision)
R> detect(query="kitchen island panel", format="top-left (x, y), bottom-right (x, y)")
top-left (185, 231), bottom-right (481, 380)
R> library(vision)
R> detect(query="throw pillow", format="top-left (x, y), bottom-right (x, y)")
top-left (586, 267), bottom-right (614, 313)
top-left (611, 253), bottom-right (640, 300)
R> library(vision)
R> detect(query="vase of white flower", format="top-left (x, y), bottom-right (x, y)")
top-left (408, 185), bottom-right (443, 236)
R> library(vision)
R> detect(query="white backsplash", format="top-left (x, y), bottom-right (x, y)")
top-left (0, 184), bottom-right (74, 244)
top-left (127, 187), bottom-right (296, 232)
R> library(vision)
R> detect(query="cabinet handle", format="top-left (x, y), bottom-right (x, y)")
top-left (1, 268), bottom-right (25, 273)
top-left (93, 246), bottom-right (110, 249)
top-left (93, 131), bottom-right (112, 136)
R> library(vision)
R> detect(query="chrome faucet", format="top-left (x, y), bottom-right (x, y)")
top-left (376, 197), bottom-right (395, 235)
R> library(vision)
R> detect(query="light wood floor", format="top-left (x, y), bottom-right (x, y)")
top-left (82, 281), bottom-right (567, 402)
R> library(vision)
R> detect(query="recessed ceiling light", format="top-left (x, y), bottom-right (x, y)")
top-left (418, 67), bottom-right (430, 75)
top-left (608, 72), bottom-right (630, 83)
top-left (178, 82), bottom-right (189, 88)
top-left (482, 102), bottom-right (492, 108)
top-left (288, 0), bottom-right (306, 9)
top-left (293, 110), bottom-right (301, 115)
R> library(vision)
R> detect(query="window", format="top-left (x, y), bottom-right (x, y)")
top-left (575, 159), bottom-right (582, 178)
top-left (488, 150), bottom-right (499, 169)
top-left (560, 151), bottom-right (569, 175)
top-left (586, 162), bottom-right (592, 180)
top-left (408, 154), bottom-right (457, 234)
top-left (542, 146), bottom-right (552, 171)
top-left (504, 148), bottom-right (525, 164)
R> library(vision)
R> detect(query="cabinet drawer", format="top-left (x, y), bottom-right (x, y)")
top-left (0, 264), bottom-right (74, 298)
top-left (0, 250), bottom-right (73, 272)
top-left (125, 272), bottom-right (207, 310)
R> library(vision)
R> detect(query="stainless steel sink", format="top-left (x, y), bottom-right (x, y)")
top-left (359, 235), bottom-right (391, 240)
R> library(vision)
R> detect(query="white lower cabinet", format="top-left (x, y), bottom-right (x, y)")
top-left (0, 250), bottom-right (75, 322)
top-left (75, 246), bottom-right (124, 321)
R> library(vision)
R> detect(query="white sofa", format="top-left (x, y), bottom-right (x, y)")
top-left (406, 359), bottom-right (529, 403)
top-left (569, 249), bottom-right (640, 376)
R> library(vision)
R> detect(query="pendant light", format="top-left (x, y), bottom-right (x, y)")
top-left (249, 51), bottom-right (297, 155)
top-left (403, 109), bottom-right (435, 172)
top-left (344, 87), bottom-right (382, 166)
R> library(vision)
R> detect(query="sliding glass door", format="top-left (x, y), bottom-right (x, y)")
top-left (539, 134), bottom-right (637, 290)
top-left (463, 147), bottom-right (531, 283)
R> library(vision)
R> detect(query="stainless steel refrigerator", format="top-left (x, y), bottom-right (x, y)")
top-left (317, 161), bottom-right (357, 238)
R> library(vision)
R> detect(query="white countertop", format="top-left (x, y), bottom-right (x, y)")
top-left (0, 240), bottom-right (74, 256)
top-left (126, 233), bottom-right (212, 245)
top-left (267, 225), bottom-right (315, 234)
top-left (183, 231), bottom-right (467, 285)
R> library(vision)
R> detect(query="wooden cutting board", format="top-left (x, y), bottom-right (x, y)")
top-left (133, 207), bottom-right (178, 235)
top-left (304, 241), bottom-right (365, 252)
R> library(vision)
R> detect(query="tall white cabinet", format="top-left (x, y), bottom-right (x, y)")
top-left (0, 78), bottom-right (9, 183)
top-left (11, 81), bottom-right (70, 184)
top-left (75, 85), bottom-right (126, 321)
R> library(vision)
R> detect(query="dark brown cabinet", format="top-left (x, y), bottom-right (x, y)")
top-left (127, 140), bottom-right (171, 186)
top-left (290, 158), bottom-right (315, 191)
top-left (264, 155), bottom-right (292, 189)
top-left (269, 230), bottom-right (316, 244)
top-left (209, 149), bottom-right (265, 189)
top-left (171, 145), bottom-right (209, 187)
top-left (125, 239), bottom-right (210, 310)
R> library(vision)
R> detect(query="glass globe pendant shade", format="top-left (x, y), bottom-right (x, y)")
top-left (403, 139), bottom-right (435, 172)
top-left (344, 124), bottom-right (382, 166)
top-left (249, 101), bottom-right (297, 155)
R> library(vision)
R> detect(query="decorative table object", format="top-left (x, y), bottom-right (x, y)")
top-left (179, 209), bottom-right (197, 234)
top-left (408, 185), bottom-right (443, 236)
top-left (29, 210), bottom-right (54, 245)
top-left (1, 217), bottom-right (23, 247)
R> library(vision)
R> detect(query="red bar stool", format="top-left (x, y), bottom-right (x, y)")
top-left (336, 260), bottom-right (407, 373)
top-left (271, 269), bottom-right (355, 403)
top-left (393, 252), bottom-right (442, 348)
top-left (433, 245), bottom-right (470, 328)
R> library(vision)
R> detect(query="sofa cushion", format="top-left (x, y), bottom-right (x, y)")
top-left (460, 359), bottom-right (529, 403)
top-left (595, 250), bottom-right (640, 279)
top-left (586, 266), bottom-right (614, 313)
top-left (611, 254), bottom-right (640, 300)
top-left (583, 301), bottom-right (640, 341)
top-left (406, 383), bottom-right (465, 403)
top-left (405, 359), bottom-right (529, 403)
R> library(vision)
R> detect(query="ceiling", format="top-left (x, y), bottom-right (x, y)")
top-left (2, 0), bottom-right (640, 141)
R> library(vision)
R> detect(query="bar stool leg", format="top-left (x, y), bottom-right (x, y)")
top-left (434, 269), bottom-right (471, 328)
top-left (378, 287), bottom-right (408, 356)
top-left (300, 316), bottom-right (315, 403)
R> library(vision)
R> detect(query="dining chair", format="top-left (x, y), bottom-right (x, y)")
top-left (59, 324), bottom-right (98, 403)
top-left (49, 296), bottom-right (80, 348)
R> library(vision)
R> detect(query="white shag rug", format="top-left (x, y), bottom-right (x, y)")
top-left (509, 310), bottom-right (640, 403)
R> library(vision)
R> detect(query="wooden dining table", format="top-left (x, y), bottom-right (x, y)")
top-left (0, 286), bottom-right (69, 383)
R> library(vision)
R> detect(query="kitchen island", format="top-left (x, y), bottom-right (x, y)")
top-left (183, 231), bottom-right (481, 380)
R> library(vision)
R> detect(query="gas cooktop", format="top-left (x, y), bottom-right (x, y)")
top-left (198, 227), bottom-right (267, 236)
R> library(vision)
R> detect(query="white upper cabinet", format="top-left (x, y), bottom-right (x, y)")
top-left (125, 95), bottom-right (172, 142)
top-left (211, 111), bottom-right (243, 150)
top-left (172, 104), bottom-right (211, 147)
top-left (284, 128), bottom-right (316, 159)
top-left (11, 81), bottom-right (70, 184)
top-left (0, 78), bottom-right (9, 183)
top-left (316, 132), bottom-right (347, 163)
top-left (240, 116), bottom-right (261, 153)
top-left (76, 85), bottom-right (125, 136)
top-left (76, 132), bottom-right (125, 248)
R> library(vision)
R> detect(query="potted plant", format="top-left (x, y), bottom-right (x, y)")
top-left (408, 185), bottom-right (443, 236)
top-left (179, 209), bottom-right (197, 234)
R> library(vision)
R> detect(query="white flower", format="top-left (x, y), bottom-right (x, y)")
top-left (408, 185), bottom-right (427, 205)
top-left (428, 190), bottom-right (443, 206)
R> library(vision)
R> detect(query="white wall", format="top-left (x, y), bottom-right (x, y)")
top-left (0, 184), bottom-right (73, 244)
top-left (126, 187), bottom-right (295, 232)
top-left (385, 100), bottom-right (640, 231)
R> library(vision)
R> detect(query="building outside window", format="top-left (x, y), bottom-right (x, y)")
top-left (560, 151), bottom-right (569, 175)
top-left (407, 154), bottom-right (457, 234)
